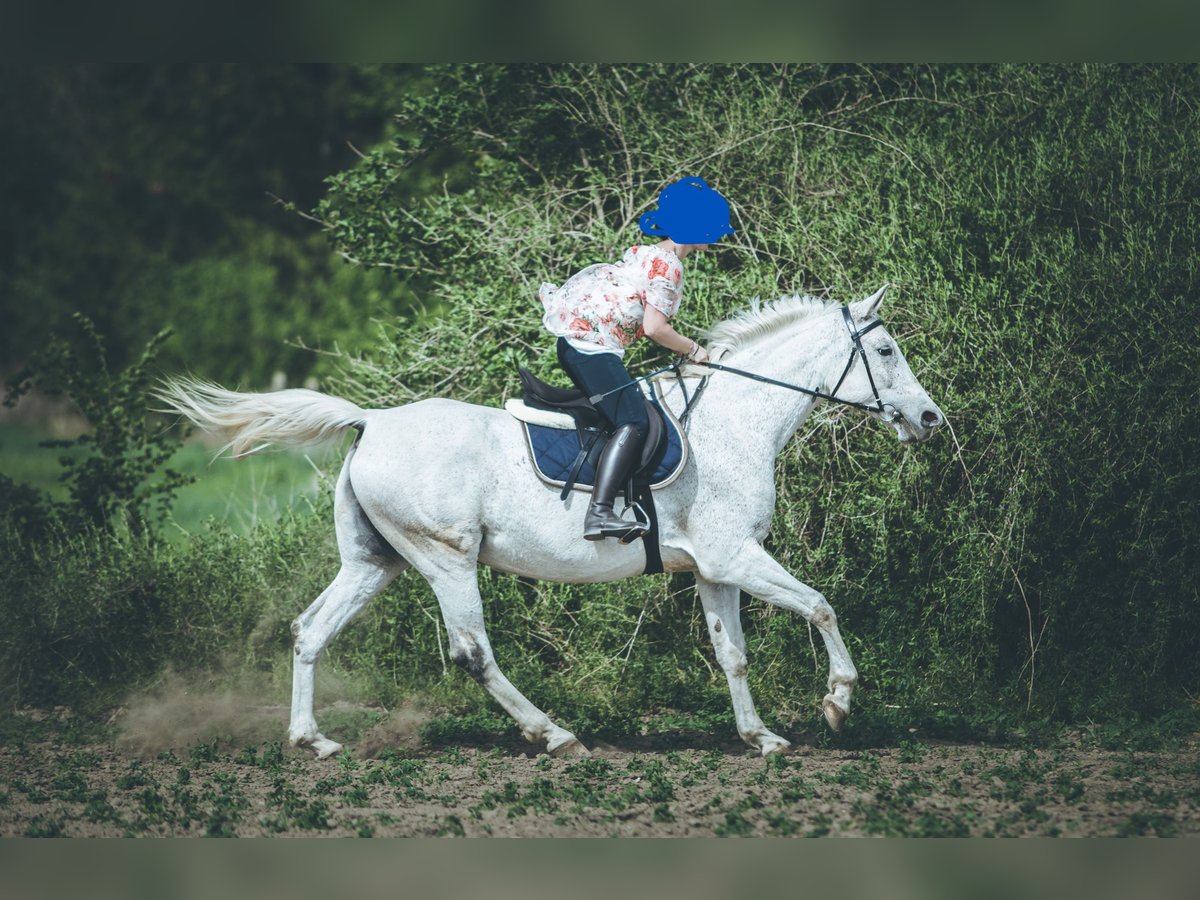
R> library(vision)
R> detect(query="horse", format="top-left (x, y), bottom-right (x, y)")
top-left (156, 285), bottom-right (943, 759)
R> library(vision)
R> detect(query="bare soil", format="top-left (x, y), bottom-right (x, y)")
top-left (2, 707), bottom-right (1197, 837)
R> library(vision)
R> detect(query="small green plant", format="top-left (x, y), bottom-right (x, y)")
top-left (438, 814), bottom-right (467, 837)
top-left (766, 812), bottom-right (798, 836)
top-left (715, 809), bottom-right (753, 837)
top-left (292, 799), bottom-right (332, 831)
top-left (312, 774), bottom-right (351, 796)
top-left (911, 812), bottom-right (970, 838)
top-left (11, 779), bottom-right (49, 804)
top-left (343, 785), bottom-right (370, 807)
top-left (23, 815), bottom-right (66, 838)
top-left (83, 793), bottom-right (122, 826)
top-left (116, 762), bottom-right (153, 791)
top-left (259, 742), bottom-right (286, 772)
top-left (806, 814), bottom-right (832, 838)
top-left (204, 812), bottom-right (237, 838)
top-left (1053, 773), bottom-right (1085, 803)
top-left (1116, 812), bottom-right (1178, 838)
top-left (189, 740), bottom-right (220, 765)
top-left (567, 757), bottom-right (614, 780)
top-left (362, 766), bottom-right (385, 786)
top-left (51, 771), bottom-right (90, 803)
top-left (642, 761), bottom-right (675, 803)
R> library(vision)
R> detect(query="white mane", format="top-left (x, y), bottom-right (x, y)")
top-left (705, 294), bottom-right (839, 357)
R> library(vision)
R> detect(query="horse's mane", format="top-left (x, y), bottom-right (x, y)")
top-left (705, 294), bottom-right (838, 357)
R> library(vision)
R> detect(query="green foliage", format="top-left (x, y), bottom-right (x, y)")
top-left (0, 65), bottom-right (422, 387)
top-left (313, 64), bottom-right (1200, 723)
top-left (118, 229), bottom-right (421, 387)
top-left (0, 501), bottom-right (336, 708)
top-left (3, 315), bottom-right (192, 537)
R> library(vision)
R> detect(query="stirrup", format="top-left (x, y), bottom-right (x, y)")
top-left (615, 501), bottom-right (650, 545)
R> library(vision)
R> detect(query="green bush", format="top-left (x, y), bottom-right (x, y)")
top-left (121, 229), bottom-right (420, 388)
top-left (3, 315), bottom-right (192, 538)
top-left (0, 506), bottom-right (334, 708)
top-left (311, 65), bottom-right (1200, 723)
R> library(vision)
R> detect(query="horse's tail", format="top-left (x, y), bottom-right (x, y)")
top-left (154, 376), bottom-right (368, 458)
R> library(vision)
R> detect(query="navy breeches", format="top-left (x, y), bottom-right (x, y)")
top-left (555, 338), bottom-right (649, 439)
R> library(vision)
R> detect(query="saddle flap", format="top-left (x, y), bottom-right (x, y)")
top-left (638, 396), bottom-right (665, 473)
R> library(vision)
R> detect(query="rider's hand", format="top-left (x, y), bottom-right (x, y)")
top-left (689, 343), bottom-right (710, 365)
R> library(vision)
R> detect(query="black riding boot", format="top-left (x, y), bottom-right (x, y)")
top-left (583, 424), bottom-right (646, 541)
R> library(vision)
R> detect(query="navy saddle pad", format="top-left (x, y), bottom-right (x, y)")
top-left (522, 395), bottom-right (687, 493)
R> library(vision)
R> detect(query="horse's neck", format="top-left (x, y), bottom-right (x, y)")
top-left (678, 319), bottom-right (844, 464)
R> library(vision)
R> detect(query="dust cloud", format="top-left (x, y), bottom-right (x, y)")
top-left (114, 670), bottom-right (288, 756)
top-left (113, 669), bottom-right (433, 757)
top-left (353, 700), bottom-right (431, 758)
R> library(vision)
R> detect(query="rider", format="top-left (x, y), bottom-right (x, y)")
top-left (539, 176), bottom-right (734, 540)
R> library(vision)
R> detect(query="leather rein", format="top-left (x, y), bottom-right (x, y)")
top-left (677, 305), bottom-right (888, 421)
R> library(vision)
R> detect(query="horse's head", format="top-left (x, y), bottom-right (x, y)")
top-left (839, 285), bottom-right (943, 444)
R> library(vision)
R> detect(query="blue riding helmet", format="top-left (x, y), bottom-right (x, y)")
top-left (638, 177), bottom-right (736, 245)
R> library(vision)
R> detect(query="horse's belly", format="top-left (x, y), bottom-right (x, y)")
top-left (478, 517), bottom-right (648, 584)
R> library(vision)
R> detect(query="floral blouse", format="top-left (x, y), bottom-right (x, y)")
top-left (540, 245), bottom-right (683, 355)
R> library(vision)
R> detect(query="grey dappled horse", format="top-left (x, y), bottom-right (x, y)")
top-left (158, 286), bottom-right (943, 759)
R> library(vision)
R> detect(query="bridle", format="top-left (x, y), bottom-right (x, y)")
top-left (678, 305), bottom-right (890, 420)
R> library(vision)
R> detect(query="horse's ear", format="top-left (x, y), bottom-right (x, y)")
top-left (851, 284), bottom-right (889, 320)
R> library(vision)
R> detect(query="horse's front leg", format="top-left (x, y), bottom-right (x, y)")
top-left (696, 577), bottom-right (792, 757)
top-left (699, 543), bottom-right (858, 732)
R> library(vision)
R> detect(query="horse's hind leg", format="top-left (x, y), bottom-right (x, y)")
top-left (696, 577), bottom-right (792, 757)
top-left (401, 538), bottom-right (587, 757)
top-left (289, 452), bottom-right (407, 758)
top-left (289, 561), bottom-right (400, 757)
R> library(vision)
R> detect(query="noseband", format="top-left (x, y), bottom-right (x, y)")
top-left (683, 305), bottom-right (888, 416)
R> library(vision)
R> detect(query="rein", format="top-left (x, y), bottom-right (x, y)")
top-left (586, 306), bottom-right (889, 422)
top-left (679, 305), bottom-right (888, 420)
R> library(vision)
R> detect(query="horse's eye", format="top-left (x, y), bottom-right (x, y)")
top-left (878, 346), bottom-right (893, 357)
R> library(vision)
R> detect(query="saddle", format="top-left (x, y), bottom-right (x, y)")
top-left (516, 367), bottom-right (667, 501)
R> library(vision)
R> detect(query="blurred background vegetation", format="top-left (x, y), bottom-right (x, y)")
top-left (1, 65), bottom-right (1196, 742)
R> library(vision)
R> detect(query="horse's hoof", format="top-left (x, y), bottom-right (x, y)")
top-left (760, 737), bottom-right (793, 758)
top-left (311, 735), bottom-right (344, 759)
top-left (822, 695), bottom-right (848, 733)
top-left (548, 736), bottom-right (590, 758)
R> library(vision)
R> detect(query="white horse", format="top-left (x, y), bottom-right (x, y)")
top-left (158, 285), bottom-right (942, 759)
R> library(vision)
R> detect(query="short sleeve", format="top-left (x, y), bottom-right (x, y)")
top-left (642, 249), bottom-right (682, 318)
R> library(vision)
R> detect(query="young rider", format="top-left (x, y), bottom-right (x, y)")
top-left (539, 176), bottom-right (735, 540)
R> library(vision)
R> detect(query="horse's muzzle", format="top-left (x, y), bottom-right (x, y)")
top-left (889, 404), bottom-right (942, 444)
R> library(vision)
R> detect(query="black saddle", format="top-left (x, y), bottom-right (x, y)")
top-left (518, 367), bottom-right (666, 493)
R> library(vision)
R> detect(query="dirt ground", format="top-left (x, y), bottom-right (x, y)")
top-left (2, 706), bottom-right (1197, 838)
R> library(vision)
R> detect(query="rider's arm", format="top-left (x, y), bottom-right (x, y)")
top-left (643, 304), bottom-right (710, 363)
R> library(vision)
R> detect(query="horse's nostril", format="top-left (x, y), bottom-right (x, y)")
top-left (921, 410), bottom-right (941, 428)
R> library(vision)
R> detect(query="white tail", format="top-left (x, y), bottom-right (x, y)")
top-left (154, 376), bottom-right (367, 458)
